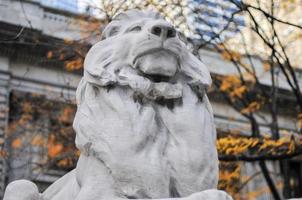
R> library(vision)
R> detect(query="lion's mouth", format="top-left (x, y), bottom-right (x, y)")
top-left (144, 73), bottom-right (171, 83)
top-left (134, 49), bottom-right (179, 79)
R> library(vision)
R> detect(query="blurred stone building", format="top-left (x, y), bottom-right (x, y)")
top-left (0, 0), bottom-right (301, 199)
top-left (37, 0), bottom-right (79, 13)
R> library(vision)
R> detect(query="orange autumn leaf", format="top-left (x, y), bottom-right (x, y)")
top-left (58, 107), bottom-right (74, 123)
top-left (230, 85), bottom-right (247, 98)
top-left (219, 75), bottom-right (241, 92)
top-left (57, 159), bottom-right (69, 167)
top-left (48, 134), bottom-right (63, 158)
top-left (12, 138), bottom-right (22, 148)
top-left (220, 81), bottom-right (232, 92)
top-left (76, 149), bottom-right (81, 157)
top-left (0, 149), bottom-right (8, 158)
top-left (48, 143), bottom-right (63, 158)
top-left (47, 51), bottom-right (53, 59)
top-left (263, 62), bottom-right (271, 71)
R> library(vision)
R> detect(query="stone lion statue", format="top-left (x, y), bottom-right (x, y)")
top-left (4, 10), bottom-right (232, 200)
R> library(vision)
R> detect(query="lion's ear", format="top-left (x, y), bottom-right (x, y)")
top-left (180, 51), bottom-right (212, 89)
top-left (83, 39), bottom-right (117, 86)
top-left (101, 23), bottom-right (121, 40)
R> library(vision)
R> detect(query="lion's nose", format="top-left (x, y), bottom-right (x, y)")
top-left (150, 24), bottom-right (176, 40)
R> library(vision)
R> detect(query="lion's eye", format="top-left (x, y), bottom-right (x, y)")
top-left (129, 25), bottom-right (142, 32)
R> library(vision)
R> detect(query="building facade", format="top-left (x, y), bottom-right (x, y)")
top-left (36, 0), bottom-right (78, 13)
top-left (187, 0), bottom-right (245, 40)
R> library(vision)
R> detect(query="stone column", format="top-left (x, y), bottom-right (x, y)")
top-left (0, 56), bottom-right (11, 198)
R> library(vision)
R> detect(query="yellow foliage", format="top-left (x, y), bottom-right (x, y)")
top-left (220, 75), bottom-right (241, 92)
top-left (240, 101), bottom-right (261, 114)
top-left (217, 136), bottom-right (258, 155)
top-left (218, 162), bottom-right (241, 198)
top-left (217, 135), bottom-right (300, 157)
top-left (65, 58), bottom-right (83, 71)
top-left (219, 75), bottom-right (250, 100)
top-left (217, 135), bottom-right (299, 199)
top-left (230, 86), bottom-right (247, 98)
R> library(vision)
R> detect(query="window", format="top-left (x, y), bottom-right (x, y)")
top-left (7, 91), bottom-right (78, 185)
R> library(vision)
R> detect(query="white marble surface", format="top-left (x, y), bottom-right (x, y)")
top-left (4, 10), bottom-right (232, 200)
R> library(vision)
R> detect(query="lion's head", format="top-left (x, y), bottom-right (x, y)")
top-left (81, 9), bottom-right (212, 102)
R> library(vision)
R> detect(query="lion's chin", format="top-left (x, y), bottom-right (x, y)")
top-left (134, 50), bottom-right (178, 80)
